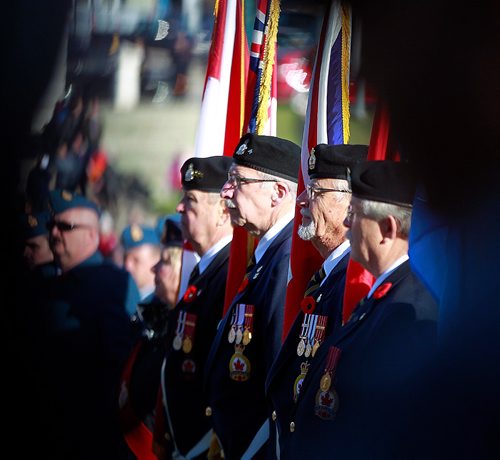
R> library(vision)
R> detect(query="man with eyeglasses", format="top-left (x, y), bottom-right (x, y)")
top-left (282, 161), bottom-right (437, 459)
top-left (204, 133), bottom-right (300, 459)
top-left (265, 143), bottom-right (368, 459)
top-left (39, 189), bottom-right (141, 459)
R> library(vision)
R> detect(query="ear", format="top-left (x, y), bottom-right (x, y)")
top-left (217, 198), bottom-right (231, 225)
top-left (379, 215), bottom-right (398, 243)
top-left (272, 182), bottom-right (289, 204)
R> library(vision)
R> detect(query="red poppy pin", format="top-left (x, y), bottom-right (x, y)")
top-left (373, 282), bottom-right (393, 299)
top-left (301, 296), bottom-right (317, 314)
top-left (183, 285), bottom-right (198, 302)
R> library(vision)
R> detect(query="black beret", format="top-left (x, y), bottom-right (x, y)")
top-left (181, 156), bottom-right (232, 192)
top-left (232, 133), bottom-right (300, 183)
top-left (351, 161), bottom-right (416, 207)
top-left (308, 144), bottom-right (368, 180)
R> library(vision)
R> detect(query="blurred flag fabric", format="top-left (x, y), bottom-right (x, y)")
top-left (176, 0), bottom-right (249, 303)
top-left (223, 0), bottom-right (280, 315)
top-left (282, 1), bottom-right (353, 339)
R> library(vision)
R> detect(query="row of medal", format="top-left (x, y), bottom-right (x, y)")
top-left (296, 313), bottom-right (328, 358)
top-left (172, 310), bottom-right (197, 354)
top-left (228, 304), bottom-right (254, 382)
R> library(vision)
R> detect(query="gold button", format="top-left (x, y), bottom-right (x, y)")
top-left (271, 410), bottom-right (277, 421)
top-left (290, 421), bottom-right (295, 432)
top-left (164, 432), bottom-right (171, 441)
top-left (205, 406), bottom-right (212, 417)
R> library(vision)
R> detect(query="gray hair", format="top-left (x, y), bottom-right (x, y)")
top-left (256, 170), bottom-right (298, 199)
top-left (359, 199), bottom-right (412, 236)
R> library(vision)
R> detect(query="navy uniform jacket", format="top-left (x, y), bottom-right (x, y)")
top-left (205, 221), bottom-right (293, 459)
top-left (162, 242), bottom-right (231, 457)
top-left (40, 251), bottom-right (141, 459)
top-left (277, 260), bottom-right (438, 460)
top-left (265, 252), bottom-right (349, 457)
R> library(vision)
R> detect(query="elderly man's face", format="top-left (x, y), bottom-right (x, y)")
top-left (176, 189), bottom-right (221, 250)
top-left (220, 165), bottom-right (275, 234)
top-left (49, 208), bottom-right (97, 271)
top-left (297, 178), bottom-right (350, 252)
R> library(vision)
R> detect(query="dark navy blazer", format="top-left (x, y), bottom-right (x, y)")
top-left (278, 260), bottom-right (438, 460)
top-left (162, 242), bottom-right (231, 457)
top-left (265, 251), bottom-right (349, 457)
top-left (204, 221), bottom-right (293, 459)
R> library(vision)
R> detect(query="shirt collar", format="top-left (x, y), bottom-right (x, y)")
top-left (198, 234), bottom-right (233, 274)
top-left (254, 212), bottom-right (294, 263)
top-left (322, 241), bottom-right (351, 284)
top-left (366, 254), bottom-right (409, 299)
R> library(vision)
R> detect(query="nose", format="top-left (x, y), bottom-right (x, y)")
top-left (151, 260), bottom-right (160, 274)
top-left (176, 201), bottom-right (185, 213)
top-left (220, 182), bottom-right (234, 199)
top-left (296, 188), bottom-right (308, 208)
top-left (343, 214), bottom-right (352, 228)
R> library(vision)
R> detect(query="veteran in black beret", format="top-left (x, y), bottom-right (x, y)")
top-left (38, 189), bottom-right (141, 459)
top-left (155, 155), bottom-right (234, 459)
top-left (203, 134), bottom-right (300, 459)
top-left (265, 143), bottom-right (368, 459)
top-left (279, 161), bottom-right (437, 459)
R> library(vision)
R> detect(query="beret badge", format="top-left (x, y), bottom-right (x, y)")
top-left (308, 148), bottom-right (316, 170)
top-left (235, 140), bottom-right (250, 156)
top-left (62, 190), bottom-right (73, 201)
top-left (184, 163), bottom-right (203, 182)
top-left (28, 215), bottom-right (38, 228)
top-left (131, 224), bottom-right (144, 242)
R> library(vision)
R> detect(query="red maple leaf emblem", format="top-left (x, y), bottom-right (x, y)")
top-left (300, 296), bottom-right (316, 314)
top-left (234, 359), bottom-right (245, 371)
top-left (321, 392), bottom-right (333, 406)
top-left (373, 282), bottom-right (393, 299)
top-left (183, 285), bottom-right (198, 303)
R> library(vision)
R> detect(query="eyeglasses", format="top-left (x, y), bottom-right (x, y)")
top-left (306, 184), bottom-right (350, 200)
top-left (47, 220), bottom-right (91, 232)
top-left (227, 173), bottom-right (278, 189)
top-left (345, 206), bottom-right (365, 223)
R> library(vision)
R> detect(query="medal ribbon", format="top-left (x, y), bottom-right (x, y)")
top-left (183, 312), bottom-right (197, 344)
top-left (243, 304), bottom-right (255, 335)
top-left (176, 310), bottom-right (186, 339)
top-left (324, 346), bottom-right (341, 377)
top-left (306, 314), bottom-right (318, 351)
top-left (313, 315), bottom-right (328, 347)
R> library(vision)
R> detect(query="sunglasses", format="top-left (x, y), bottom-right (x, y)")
top-left (47, 220), bottom-right (91, 232)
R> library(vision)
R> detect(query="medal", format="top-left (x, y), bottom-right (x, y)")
top-left (314, 387), bottom-right (339, 421)
top-left (181, 312), bottom-right (197, 354)
top-left (228, 326), bottom-right (236, 343)
top-left (304, 342), bottom-right (312, 358)
top-left (311, 315), bottom-right (328, 357)
top-left (181, 358), bottom-right (196, 375)
top-left (182, 336), bottom-right (193, 354)
top-left (229, 344), bottom-right (251, 381)
top-left (315, 346), bottom-right (342, 420)
top-left (235, 327), bottom-right (243, 344)
top-left (293, 362), bottom-right (309, 403)
top-left (173, 334), bottom-right (183, 351)
top-left (242, 305), bottom-right (255, 346)
top-left (296, 339), bottom-right (305, 356)
top-left (172, 311), bottom-right (186, 351)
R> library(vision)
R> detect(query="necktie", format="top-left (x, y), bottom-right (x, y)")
top-left (188, 264), bottom-right (200, 284)
top-left (304, 266), bottom-right (326, 297)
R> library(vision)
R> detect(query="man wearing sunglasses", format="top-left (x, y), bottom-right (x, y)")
top-left (205, 133), bottom-right (300, 459)
top-left (40, 189), bottom-right (141, 459)
top-left (265, 143), bottom-right (368, 459)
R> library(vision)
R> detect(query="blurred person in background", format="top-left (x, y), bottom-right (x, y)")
top-left (121, 224), bottom-right (161, 301)
top-left (39, 189), bottom-right (141, 459)
top-left (119, 216), bottom-right (184, 460)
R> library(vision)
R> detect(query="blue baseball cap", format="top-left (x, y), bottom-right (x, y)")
top-left (121, 224), bottom-right (160, 251)
top-left (49, 189), bottom-right (100, 215)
